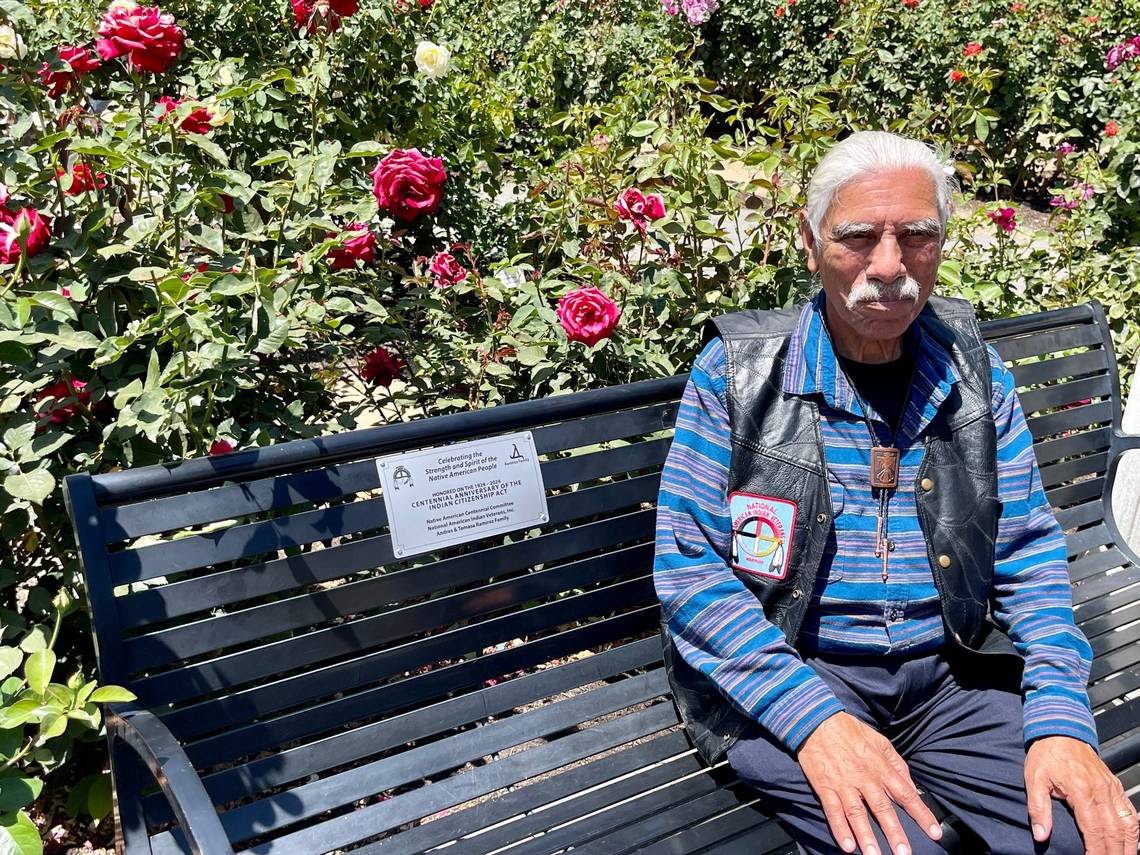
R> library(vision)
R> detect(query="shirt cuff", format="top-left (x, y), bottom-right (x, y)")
top-left (1023, 690), bottom-right (1099, 752)
top-left (756, 674), bottom-right (847, 754)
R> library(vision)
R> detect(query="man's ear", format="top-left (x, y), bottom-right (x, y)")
top-left (799, 210), bottom-right (819, 274)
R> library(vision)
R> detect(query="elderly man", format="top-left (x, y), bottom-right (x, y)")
top-left (653, 130), bottom-right (1139, 855)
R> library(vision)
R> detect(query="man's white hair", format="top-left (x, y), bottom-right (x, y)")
top-left (804, 131), bottom-right (958, 243)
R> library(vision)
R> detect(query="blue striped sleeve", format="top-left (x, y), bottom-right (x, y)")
top-left (986, 345), bottom-right (1098, 750)
top-left (653, 337), bottom-right (845, 753)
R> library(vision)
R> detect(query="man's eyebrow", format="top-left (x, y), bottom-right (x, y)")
top-left (829, 221), bottom-right (877, 240)
top-left (897, 217), bottom-right (943, 237)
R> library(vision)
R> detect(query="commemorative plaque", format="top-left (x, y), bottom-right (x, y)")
top-left (376, 430), bottom-right (549, 558)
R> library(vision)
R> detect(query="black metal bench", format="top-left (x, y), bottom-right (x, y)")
top-left (64, 300), bottom-right (1140, 855)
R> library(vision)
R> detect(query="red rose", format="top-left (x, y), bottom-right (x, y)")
top-left (1105, 120), bottom-right (1120, 137)
top-left (38, 45), bottom-right (102, 98)
top-left (428, 251), bottom-right (468, 289)
top-left (96, 4), bottom-right (184, 73)
top-left (157, 95), bottom-right (214, 134)
top-left (291, 0), bottom-right (359, 32)
top-left (58, 163), bottom-right (107, 195)
top-left (0, 208), bottom-right (51, 265)
top-left (326, 222), bottom-right (378, 269)
top-left (370, 148), bottom-right (447, 223)
top-left (949, 69), bottom-right (965, 82)
top-left (901, 0), bottom-right (919, 7)
top-left (360, 346), bottom-right (405, 387)
top-left (220, 193), bottom-right (234, 214)
top-left (35, 379), bottom-right (90, 424)
top-left (615, 187), bottom-right (666, 236)
top-left (556, 286), bottom-right (621, 347)
top-left (208, 439), bottom-right (234, 455)
top-left (963, 41), bottom-right (983, 56)
top-left (986, 207), bottom-right (1016, 234)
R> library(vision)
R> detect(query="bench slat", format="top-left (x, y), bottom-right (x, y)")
top-left (346, 730), bottom-right (697, 855)
top-left (109, 441), bottom-right (667, 585)
top-left (1040, 451), bottom-right (1110, 491)
top-left (179, 608), bottom-right (659, 773)
top-left (1057, 499), bottom-right (1106, 531)
top-left (1077, 599), bottom-right (1140, 642)
top-left (103, 428), bottom-right (672, 544)
top-left (1016, 374), bottom-right (1113, 417)
top-left (1070, 547), bottom-right (1130, 584)
top-left (142, 635), bottom-right (664, 820)
top-left (988, 322), bottom-right (1104, 363)
top-left (1008, 349), bottom-right (1110, 389)
top-left (1034, 427), bottom-right (1113, 468)
top-left (135, 567), bottom-right (655, 709)
top-left (243, 702), bottom-right (683, 855)
top-left (205, 671), bottom-right (672, 848)
top-left (1027, 401), bottom-right (1114, 441)
top-left (636, 801), bottom-right (792, 855)
top-left (118, 469), bottom-right (660, 628)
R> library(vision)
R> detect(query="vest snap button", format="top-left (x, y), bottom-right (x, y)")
top-left (816, 513), bottom-right (828, 524)
top-left (921, 478), bottom-right (934, 491)
top-left (792, 589), bottom-right (802, 599)
top-left (938, 554), bottom-right (951, 568)
top-left (887, 539), bottom-right (896, 552)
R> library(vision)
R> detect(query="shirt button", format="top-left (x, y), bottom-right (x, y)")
top-left (886, 539), bottom-right (896, 552)
top-left (938, 554), bottom-right (952, 568)
top-left (921, 478), bottom-right (934, 491)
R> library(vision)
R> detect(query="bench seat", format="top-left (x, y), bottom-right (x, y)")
top-left (65, 300), bottom-right (1140, 854)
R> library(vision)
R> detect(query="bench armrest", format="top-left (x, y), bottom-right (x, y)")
top-left (108, 703), bottom-right (234, 855)
top-left (1116, 430), bottom-right (1140, 452)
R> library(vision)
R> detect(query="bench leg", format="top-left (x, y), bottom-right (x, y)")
top-left (111, 737), bottom-right (154, 855)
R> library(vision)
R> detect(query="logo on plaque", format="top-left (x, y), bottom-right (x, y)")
top-left (392, 466), bottom-right (413, 490)
top-left (510, 443), bottom-right (524, 461)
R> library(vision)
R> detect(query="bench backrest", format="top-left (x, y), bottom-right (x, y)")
top-left (64, 300), bottom-right (1131, 833)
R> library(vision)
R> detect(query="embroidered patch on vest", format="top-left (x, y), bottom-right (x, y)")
top-left (728, 492), bottom-right (798, 579)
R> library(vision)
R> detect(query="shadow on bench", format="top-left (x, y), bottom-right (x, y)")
top-left (65, 300), bottom-right (1140, 855)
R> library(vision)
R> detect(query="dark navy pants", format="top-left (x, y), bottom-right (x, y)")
top-left (726, 646), bottom-right (1086, 855)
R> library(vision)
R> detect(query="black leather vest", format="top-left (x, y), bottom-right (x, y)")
top-left (660, 295), bottom-right (1025, 767)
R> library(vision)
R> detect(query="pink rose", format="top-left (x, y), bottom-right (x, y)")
top-left (986, 207), bottom-right (1016, 233)
top-left (556, 287), bottom-right (621, 346)
top-left (208, 439), bottom-right (234, 455)
top-left (615, 187), bottom-right (665, 235)
top-left (428, 251), bottom-right (468, 289)
top-left (96, 4), bottom-right (184, 73)
top-left (157, 95), bottom-right (214, 134)
top-left (370, 148), bottom-right (447, 223)
top-left (326, 222), bottom-right (378, 270)
top-left (58, 163), bottom-right (107, 195)
top-left (0, 208), bottom-right (51, 265)
top-left (38, 45), bottom-right (102, 98)
top-left (35, 379), bottom-right (89, 424)
top-left (360, 346), bottom-right (405, 387)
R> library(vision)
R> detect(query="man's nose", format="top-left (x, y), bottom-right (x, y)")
top-left (865, 233), bottom-right (906, 282)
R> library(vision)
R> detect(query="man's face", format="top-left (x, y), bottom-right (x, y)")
top-left (800, 167), bottom-right (944, 352)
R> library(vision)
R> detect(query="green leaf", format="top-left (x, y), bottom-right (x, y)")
top-left (184, 133), bottom-right (229, 165)
top-left (0, 810), bottom-right (42, 855)
top-left (87, 774), bottom-right (112, 824)
top-left (0, 775), bottom-right (43, 813)
top-left (344, 141), bottom-right (384, 158)
top-left (0, 649), bottom-right (20, 681)
top-left (515, 345), bottom-right (546, 366)
top-left (628, 120), bottom-right (658, 137)
top-left (41, 329), bottom-right (100, 351)
top-left (87, 686), bottom-right (136, 704)
top-left (24, 650), bottom-right (54, 696)
top-left (3, 469), bottom-right (56, 506)
top-left (190, 224), bottom-right (224, 256)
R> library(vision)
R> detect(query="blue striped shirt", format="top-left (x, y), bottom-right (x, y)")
top-left (653, 291), bottom-right (1098, 754)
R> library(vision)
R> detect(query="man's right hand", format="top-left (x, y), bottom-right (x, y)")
top-left (796, 711), bottom-right (944, 855)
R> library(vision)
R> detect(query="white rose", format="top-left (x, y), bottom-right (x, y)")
top-left (415, 41), bottom-right (450, 80)
top-left (0, 25), bottom-right (26, 60)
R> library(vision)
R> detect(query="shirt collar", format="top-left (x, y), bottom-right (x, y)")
top-left (781, 289), bottom-right (962, 440)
